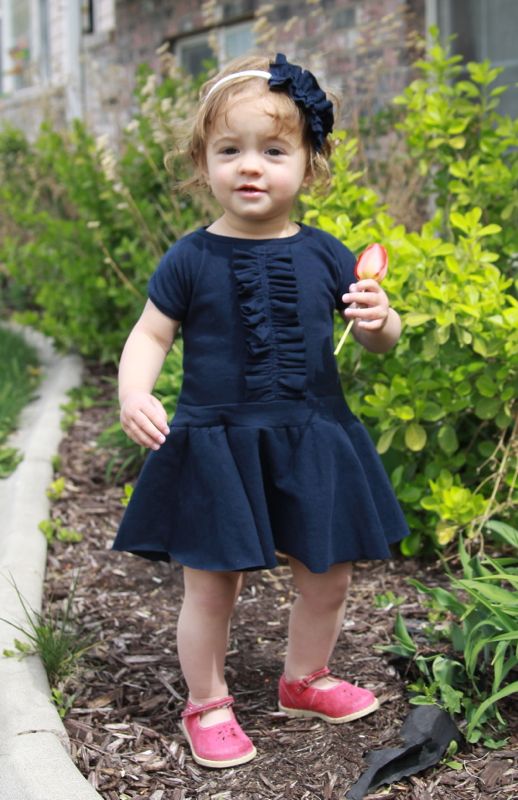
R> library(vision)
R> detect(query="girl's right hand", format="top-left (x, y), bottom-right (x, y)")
top-left (120, 391), bottom-right (170, 450)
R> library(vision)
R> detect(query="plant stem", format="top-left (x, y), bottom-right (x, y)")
top-left (334, 318), bottom-right (354, 356)
top-left (98, 240), bottom-right (144, 300)
top-left (473, 414), bottom-right (518, 539)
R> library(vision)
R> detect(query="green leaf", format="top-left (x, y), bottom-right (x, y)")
top-left (440, 683), bottom-right (464, 714)
top-left (412, 582), bottom-right (467, 616)
top-left (377, 428), bottom-right (397, 454)
top-left (464, 618), bottom-right (506, 678)
top-left (492, 639), bottom-right (514, 695)
top-left (393, 405), bottom-right (415, 421)
top-left (405, 422), bottom-right (427, 452)
top-left (484, 521), bottom-right (518, 549)
top-left (393, 612), bottom-right (417, 654)
top-left (391, 465), bottom-right (404, 489)
top-left (436, 521), bottom-right (458, 546)
top-left (438, 424), bottom-right (459, 455)
top-left (466, 681), bottom-right (518, 741)
top-left (449, 136), bottom-right (466, 150)
top-left (409, 695), bottom-right (437, 706)
top-left (475, 374), bottom-right (497, 397)
top-left (479, 224), bottom-right (502, 236)
top-left (475, 397), bottom-right (501, 420)
top-left (490, 631), bottom-right (518, 643)
top-left (450, 211), bottom-right (469, 233)
top-left (422, 402), bottom-right (445, 422)
top-left (398, 485), bottom-right (422, 503)
top-left (405, 313), bottom-right (435, 327)
top-left (435, 325), bottom-right (451, 344)
top-left (460, 580), bottom-right (517, 607)
top-left (400, 531), bottom-right (421, 557)
top-left (472, 337), bottom-right (488, 357)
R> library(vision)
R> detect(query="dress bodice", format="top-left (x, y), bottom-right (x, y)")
top-left (148, 224), bottom-right (356, 407)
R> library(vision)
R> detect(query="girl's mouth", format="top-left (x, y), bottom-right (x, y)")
top-left (237, 185), bottom-right (265, 194)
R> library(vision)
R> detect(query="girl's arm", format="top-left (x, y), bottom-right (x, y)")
top-left (341, 279), bottom-right (402, 354)
top-left (119, 299), bottom-right (181, 450)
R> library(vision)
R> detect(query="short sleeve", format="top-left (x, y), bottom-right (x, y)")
top-left (148, 244), bottom-right (191, 321)
top-left (334, 241), bottom-right (357, 311)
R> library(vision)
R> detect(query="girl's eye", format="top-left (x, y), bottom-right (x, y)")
top-left (221, 147), bottom-right (238, 155)
top-left (266, 147), bottom-right (284, 156)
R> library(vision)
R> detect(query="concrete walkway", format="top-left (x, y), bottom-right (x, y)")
top-left (0, 325), bottom-right (102, 800)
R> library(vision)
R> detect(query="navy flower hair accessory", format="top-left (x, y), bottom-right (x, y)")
top-left (268, 53), bottom-right (334, 153)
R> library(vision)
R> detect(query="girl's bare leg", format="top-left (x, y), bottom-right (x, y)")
top-left (177, 566), bottom-right (244, 725)
top-left (285, 557), bottom-right (352, 687)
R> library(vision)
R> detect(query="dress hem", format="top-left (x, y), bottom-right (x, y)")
top-left (111, 536), bottom-right (405, 574)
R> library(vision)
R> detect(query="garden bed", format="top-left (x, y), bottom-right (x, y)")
top-left (43, 365), bottom-right (518, 800)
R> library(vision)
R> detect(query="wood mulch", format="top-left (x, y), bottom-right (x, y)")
top-left (41, 364), bottom-right (517, 800)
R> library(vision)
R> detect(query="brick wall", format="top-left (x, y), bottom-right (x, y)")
top-left (81, 0), bottom-right (424, 139)
top-left (0, 0), bottom-right (425, 139)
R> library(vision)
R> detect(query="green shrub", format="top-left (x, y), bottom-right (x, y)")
top-left (303, 37), bottom-right (517, 553)
top-left (393, 30), bottom-right (518, 273)
top-left (0, 60), bottom-right (213, 362)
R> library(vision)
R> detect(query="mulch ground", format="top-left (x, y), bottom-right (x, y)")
top-left (41, 364), bottom-right (517, 800)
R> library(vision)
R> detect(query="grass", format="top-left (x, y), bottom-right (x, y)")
top-left (0, 325), bottom-right (40, 477)
top-left (1, 574), bottom-right (93, 688)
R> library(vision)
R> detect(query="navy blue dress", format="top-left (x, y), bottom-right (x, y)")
top-left (112, 224), bottom-right (409, 572)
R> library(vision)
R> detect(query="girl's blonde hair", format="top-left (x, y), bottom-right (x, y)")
top-left (174, 55), bottom-right (335, 192)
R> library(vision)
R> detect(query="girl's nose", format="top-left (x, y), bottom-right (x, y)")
top-left (238, 152), bottom-right (262, 175)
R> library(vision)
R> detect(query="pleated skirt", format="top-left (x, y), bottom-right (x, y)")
top-left (112, 395), bottom-right (409, 573)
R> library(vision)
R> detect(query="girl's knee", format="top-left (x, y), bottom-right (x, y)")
top-left (183, 568), bottom-right (242, 615)
top-left (302, 582), bottom-right (349, 611)
top-left (292, 561), bottom-right (352, 610)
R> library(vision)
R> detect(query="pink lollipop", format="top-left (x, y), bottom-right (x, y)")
top-left (334, 244), bottom-right (389, 355)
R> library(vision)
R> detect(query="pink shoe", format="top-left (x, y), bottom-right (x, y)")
top-left (180, 695), bottom-right (257, 768)
top-left (279, 666), bottom-right (379, 724)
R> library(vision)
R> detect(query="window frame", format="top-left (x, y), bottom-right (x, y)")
top-left (172, 19), bottom-right (256, 77)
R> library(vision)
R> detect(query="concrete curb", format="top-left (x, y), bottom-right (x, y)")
top-left (0, 324), bottom-right (103, 800)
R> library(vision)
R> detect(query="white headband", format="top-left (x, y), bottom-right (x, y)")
top-left (204, 70), bottom-right (272, 100)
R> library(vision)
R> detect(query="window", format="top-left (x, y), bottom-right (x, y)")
top-left (1, 0), bottom-right (52, 93)
top-left (176, 33), bottom-right (215, 77)
top-left (39, 0), bottom-right (51, 82)
top-left (81, 0), bottom-right (95, 34)
top-left (10, 0), bottom-right (31, 89)
top-left (222, 21), bottom-right (254, 61)
top-left (175, 21), bottom-right (255, 77)
top-left (431, 0), bottom-right (518, 117)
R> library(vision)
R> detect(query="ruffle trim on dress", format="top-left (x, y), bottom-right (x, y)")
top-left (232, 248), bottom-right (307, 401)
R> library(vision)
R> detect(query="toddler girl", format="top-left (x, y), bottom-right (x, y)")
top-left (113, 53), bottom-right (409, 769)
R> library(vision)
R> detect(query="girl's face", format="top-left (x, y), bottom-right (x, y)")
top-left (204, 91), bottom-right (309, 236)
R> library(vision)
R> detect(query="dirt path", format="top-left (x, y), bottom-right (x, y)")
top-left (42, 365), bottom-right (517, 799)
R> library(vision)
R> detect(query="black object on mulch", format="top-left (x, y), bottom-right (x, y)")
top-left (347, 705), bottom-right (463, 799)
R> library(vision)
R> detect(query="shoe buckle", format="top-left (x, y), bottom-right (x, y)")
top-left (297, 666), bottom-right (330, 692)
top-left (181, 694), bottom-right (234, 718)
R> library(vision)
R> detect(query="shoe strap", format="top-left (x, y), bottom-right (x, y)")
top-left (181, 694), bottom-right (235, 719)
top-left (297, 666), bottom-right (330, 693)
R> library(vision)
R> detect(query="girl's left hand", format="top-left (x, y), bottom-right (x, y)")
top-left (342, 279), bottom-right (390, 331)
